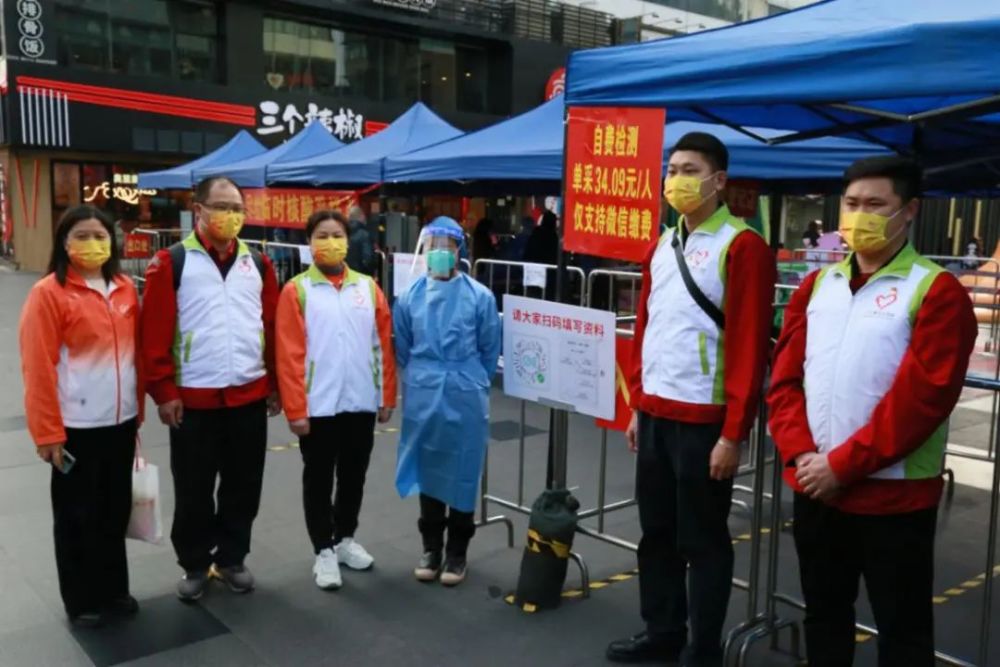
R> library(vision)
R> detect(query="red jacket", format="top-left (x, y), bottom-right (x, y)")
top-left (768, 268), bottom-right (977, 514)
top-left (629, 228), bottom-right (776, 443)
top-left (20, 270), bottom-right (144, 445)
top-left (141, 232), bottom-right (279, 409)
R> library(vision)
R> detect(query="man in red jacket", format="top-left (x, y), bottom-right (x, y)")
top-left (142, 176), bottom-right (280, 602)
top-left (607, 133), bottom-right (775, 667)
top-left (768, 156), bottom-right (977, 666)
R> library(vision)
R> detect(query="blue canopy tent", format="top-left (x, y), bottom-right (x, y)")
top-left (564, 0), bottom-right (1000, 191)
top-left (565, 7), bottom-right (1000, 665)
top-left (382, 96), bottom-right (886, 195)
top-left (268, 102), bottom-right (463, 186)
top-left (192, 122), bottom-right (344, 187)
top-left (137, 131), bottom-right (266, 189)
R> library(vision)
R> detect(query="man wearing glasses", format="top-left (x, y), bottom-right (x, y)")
top-left (142, 176), bottom-right (281, 602)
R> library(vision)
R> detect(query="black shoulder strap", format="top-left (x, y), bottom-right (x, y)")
top-left (671, 231), bottom-right (725, 330)
top-left (168, 242), bottom-right (186, 291)
top-left (247, 246), bottom-right (265, 280)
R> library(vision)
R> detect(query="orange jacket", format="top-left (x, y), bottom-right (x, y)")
top-left (19, 270), bottom-right (143, 447)
top-left (276, 266), bottom-right (396, 421)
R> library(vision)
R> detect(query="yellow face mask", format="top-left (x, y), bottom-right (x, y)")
top-left (839, 209), bottom-right (905, 253)
top-left (67, 238), bottom-right (111, 271)
top-left (206, 210), bottom-right (245, 242)
top-left (664, 174), bottom-right (716, 215)
top-left (311, 237), bottom-right (348, 267)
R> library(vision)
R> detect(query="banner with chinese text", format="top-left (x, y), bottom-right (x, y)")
top-left (725, 180), bottom-right (760, 218)
top-left (243, 188), bottom-right (358, 229)
top-left (123, 233), bottom-right (152, 259)
top-left (563, 106), bottom-right (666, 262)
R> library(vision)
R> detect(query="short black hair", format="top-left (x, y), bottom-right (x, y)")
top-left (48, 205), bottom-right (120, 285)
top-left (306, 210), bottom-right (349, 238)
top-left (193, 176), bottom-right (242, 204)
top-left (670, 132), bottom-right (729, 172)
top-left (843, 156), bottom-right (923, 203)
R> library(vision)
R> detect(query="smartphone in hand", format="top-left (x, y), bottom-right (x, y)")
top-left (55, 450), bottom-right (76, 474)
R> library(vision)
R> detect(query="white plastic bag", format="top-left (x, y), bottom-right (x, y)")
top-left (127, 456), bottom-right (163, 544)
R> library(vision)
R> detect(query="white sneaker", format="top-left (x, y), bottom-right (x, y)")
top-left (336, 538), bottom-right (375, 570)
top-left (313, 549), bottom-right (342, 590)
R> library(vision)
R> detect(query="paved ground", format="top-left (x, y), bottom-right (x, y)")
top-left (1, 266), bottom-right (999, 666)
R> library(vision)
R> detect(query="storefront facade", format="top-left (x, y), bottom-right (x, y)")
top-left (2, 0), bottom-right (611, 270)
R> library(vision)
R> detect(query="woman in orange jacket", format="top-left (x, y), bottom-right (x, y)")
top-left (276, 210), bottom-right (396, 591)
top-left (19, 205), bottom-right (142, 628)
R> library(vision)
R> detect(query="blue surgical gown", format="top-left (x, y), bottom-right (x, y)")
top-left (393, 273), bottom-right (502, 512)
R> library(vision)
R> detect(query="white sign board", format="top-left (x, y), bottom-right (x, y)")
top-left (393, 252), bottom-right (426, 297)
top-left (523, 263), bottom-right (547, 289)
top-left (298, 245), bottom-right (313, 266)
top-left (502, 295), bottom-right (615, 420)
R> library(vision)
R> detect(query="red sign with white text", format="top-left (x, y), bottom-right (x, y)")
top-left (123, 233), bottom-right (152, 258)
top-left (243, 188), bottom-right (358, 229)
top-left (563, 106), bottom-right (665, 262)
top-left (726, 179), bottom-right (760, 218)
top-left (545, 68), bottom-right (565, 101)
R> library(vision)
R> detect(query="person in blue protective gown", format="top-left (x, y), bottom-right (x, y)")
top-left (393, 216), bottom-right (502, 587)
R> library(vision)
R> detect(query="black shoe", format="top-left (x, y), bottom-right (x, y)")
top-left (69, 611), bottom-right (105, 629)
top-left (105, 595), bottom-right (139, 617)
top-left (414, 550), bottom-right (443, 582)
top-left (440, 556), bottom-right (467, 587)
top-left (606, 632), bottom-right (681, 664)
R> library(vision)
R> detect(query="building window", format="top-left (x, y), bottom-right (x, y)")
top-left (456, 46), bottom-right (488, 113)
top-left (381, 37), bottom-right (420, 104)
top-left (54, 0), bottom-right (221, 83)
top-left (645, 0), bottom-right (744, 23)
top-left (419, 39), bottom-right (456, 111)
top-left (263, 17), bottom-right (494, 113)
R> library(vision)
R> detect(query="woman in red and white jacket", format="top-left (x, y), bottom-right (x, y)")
top-left (276, 210), bottom-right (396, 591)
top-left (19, 205), bottom-right (143, 628)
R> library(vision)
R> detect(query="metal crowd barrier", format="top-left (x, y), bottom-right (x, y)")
top-left (468, 258), bottom-right (592, 594)
top-left (122, 228), bottom-right (183, 292)
top-left (471, 258), bottom-right (587, 307)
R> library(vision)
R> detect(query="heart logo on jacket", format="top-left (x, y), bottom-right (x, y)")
top-left (875, 287), bottom-right (898, 310)
top-left (685, 249), bottom-right (710, 269)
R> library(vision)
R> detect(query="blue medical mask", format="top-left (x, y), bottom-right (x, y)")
top-left (427, 249), bottom-right (456, 277)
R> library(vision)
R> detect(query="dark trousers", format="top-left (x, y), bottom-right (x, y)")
top-left (636, 414), bottom-right (733, 665)
top-left (52, 419), bottom-right (136, 617)
top-left (419, 494), bottom-right (476, 558)
top-left (169, 400), bottom-right (267, 571)
top-left (299, 412), bottom-right (376, 554)
top-left (793, 493), bottom-right (937, 667)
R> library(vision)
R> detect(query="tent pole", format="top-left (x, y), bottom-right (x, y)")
top-left (831, 94), bottom-right (1000, 124)
top-left (548, 104), bottom-right (573, 491)
top-left (690, 106), bottom-right (772, 144)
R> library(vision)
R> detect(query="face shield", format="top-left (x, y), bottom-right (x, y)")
top-left (411, 216), bottom-right (465, 278)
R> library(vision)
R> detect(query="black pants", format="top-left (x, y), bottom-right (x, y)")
top-left (299, 412), bottom-right (376, 554)
top-left (419, 494), bottom-right (476, 558)
top-left (169, 400), bottom-right (267, 572)
top-left (52, 419), bottom-right (136, 617)
top-left (636, 414), bottom-right (733, 665)
top-left (793, 493), bottom-right (937, 667)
